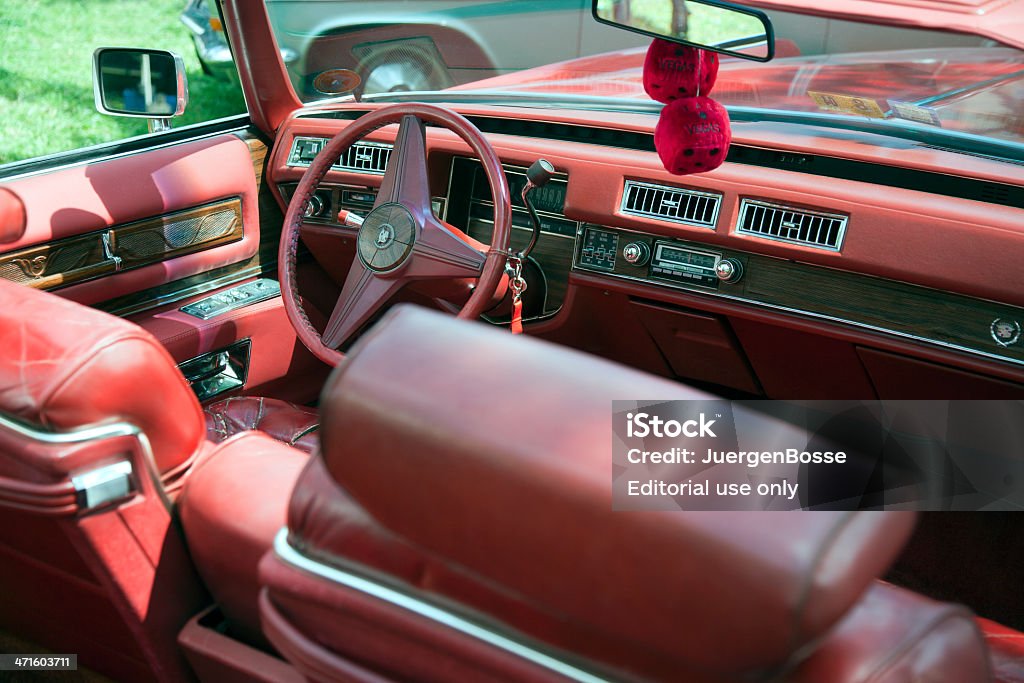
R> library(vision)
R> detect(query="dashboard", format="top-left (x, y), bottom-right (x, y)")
top-left (269, 106), bottom-right (1024, 399)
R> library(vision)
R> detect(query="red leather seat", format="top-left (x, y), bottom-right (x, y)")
top-left (204, 396), bottom-right (320, 454)
top-left (249, 305), bottom-right (992, 682)
top-left (178, 431), bottom-right (310, 647)
top-left (0, 280), bottom-right (316, 680)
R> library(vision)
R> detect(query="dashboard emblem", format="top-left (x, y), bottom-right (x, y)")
top-left (991, 318), bottom-right (1021, 347)
top-left (375, 224), bottom-right (395, 248)
top-left (356, 203), bottom-right (416, 272)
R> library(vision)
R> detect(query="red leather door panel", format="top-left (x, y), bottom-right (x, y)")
top-left (0, 133), bottom-right (260, 306)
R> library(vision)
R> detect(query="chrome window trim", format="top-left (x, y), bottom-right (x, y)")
top-left (272, 530), bottom-right (610, 683)
top-left (0, 117), bottom-right (251, 182)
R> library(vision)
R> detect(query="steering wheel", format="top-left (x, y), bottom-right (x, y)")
top-left (279, 104), bottom-right (512, 366)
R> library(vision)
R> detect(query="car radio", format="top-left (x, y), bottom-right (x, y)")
top-left (649, 242), bottom-right (721, 288)
top-left (574, 226), bottom-right (747, 292)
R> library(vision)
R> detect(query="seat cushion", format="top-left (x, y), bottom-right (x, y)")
top-left (790, 582), bottom-right (990, 682)
top-left (205, 396), bottom-right (319, 454)
top-left (179, 431), bottom-right (310, 646)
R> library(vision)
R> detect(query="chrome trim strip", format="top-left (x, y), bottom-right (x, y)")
top-left (273, 530), bottom-right (610, 683)
top-left (0, 412), bottom-right (171, 512)
top-left (572, 258), bottom-right (1024, 369)
top-left (0, 412), bottom-right (140, 445)
top-left (735, 199), bottom-right (848, 252)
top-left (620, 180), bottom-right (721, 229)
top-left (100, 265), bottom-right (264, 318)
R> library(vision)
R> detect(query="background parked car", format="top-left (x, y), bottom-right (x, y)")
top-left (181, 0), bottom-right (300, 84)
top-left (183, 0), bottom-right (646, 98)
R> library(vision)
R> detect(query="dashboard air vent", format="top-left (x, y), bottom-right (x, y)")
top-left (621, 180), bottom-right (721, 228)
top-left (736, 199), bottom-right (848, 251)
top-left (336, 141), bottom-right (392, 174)
top-left (287, 137), bottom-right (392, 175)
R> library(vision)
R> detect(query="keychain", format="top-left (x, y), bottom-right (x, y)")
top-left (506, 253), bottom-right (527, 335)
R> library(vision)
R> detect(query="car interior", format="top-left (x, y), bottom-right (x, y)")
top-left (1, 0), bottom-right (1023, 681)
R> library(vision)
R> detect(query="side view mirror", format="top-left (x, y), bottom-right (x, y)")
top-left (593, 0), bottom-right (775, 62)
top-left (92, 47), bottom-right (188, 132)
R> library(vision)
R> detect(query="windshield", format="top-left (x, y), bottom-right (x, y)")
top-left (265, 0), bottom-right (1024, 157)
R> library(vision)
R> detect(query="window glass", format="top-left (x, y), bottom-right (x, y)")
top-left (264, 0), bottom-right (1024, 156)
top-left (0, 0), bottom-right (246, 166)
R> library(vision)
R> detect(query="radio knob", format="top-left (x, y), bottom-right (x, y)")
top-left (715, 258), bottom-right (744, 284)
top-left (622, 241), bottom-right (651, 266)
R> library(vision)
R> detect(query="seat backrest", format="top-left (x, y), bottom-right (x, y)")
top-left (0, 280), bottom-right (208, 681)
top-left (262, 305), bottom-right (931, 682)
top-left (0, 279), bottom-right (204, 481)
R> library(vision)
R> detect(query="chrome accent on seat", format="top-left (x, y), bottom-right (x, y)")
top-left (272, 529), bottom-right (610, 683)
top-left (0, 412), bottom-right (170, 513)
top-left (72, 461), bottom-right (133, 510)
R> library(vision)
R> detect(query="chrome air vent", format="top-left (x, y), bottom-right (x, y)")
top-left (337, 141), bottom-right (392, 174)
top-left (287, 137), bottom-right (392, 175)
top-left (736, 199), bottom-right (848, 251)
top-left (621, 180), bottom-right (721, 229)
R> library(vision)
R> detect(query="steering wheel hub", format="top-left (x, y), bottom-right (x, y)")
top-left (357, 202), bottom-right (416, 272)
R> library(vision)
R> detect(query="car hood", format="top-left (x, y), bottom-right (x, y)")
top-left (450, 47), bottom-right (1024, 144)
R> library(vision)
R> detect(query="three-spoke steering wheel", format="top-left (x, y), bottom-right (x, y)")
top-left (279, 104), bottom-right (512, 366)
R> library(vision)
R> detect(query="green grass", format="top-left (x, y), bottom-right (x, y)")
top-left (0, 0), bottom-right (246, 166)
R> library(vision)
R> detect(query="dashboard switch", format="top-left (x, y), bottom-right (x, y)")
top-left (715, 258), bottom-right (744, 284)
top-left (622, 241), bottom-right (651, 266)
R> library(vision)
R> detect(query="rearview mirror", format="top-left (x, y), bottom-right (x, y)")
top-left (93, 48), bottom-right (188, 130)
top-left (593, 0), bottom-right (775, 62)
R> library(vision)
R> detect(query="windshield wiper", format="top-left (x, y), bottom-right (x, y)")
top-left (912, 68), bottom-right (1024, 108)
top-left (729, 106), bottom-right (1024, 164)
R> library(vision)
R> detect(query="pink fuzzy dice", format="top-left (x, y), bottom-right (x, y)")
top-left (654, 96), bottom-right (731, 175)
top-left (643, 39), bottom-right (719, 103)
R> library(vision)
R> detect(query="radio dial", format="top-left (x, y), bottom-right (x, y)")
top-left (622, 241), bottom-right (651, 266)
top-left (715, 258), bottom-right (744, 284)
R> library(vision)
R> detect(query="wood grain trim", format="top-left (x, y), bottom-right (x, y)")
top-left (740, 256), bottom-right (1024, 366)
top-left (112, 198), bottom-right (243, 267)
top-left (573, 226), bottom-right (1024, 367)
top-left (0, 233), bottom-right (113, 290)
top-left (0, 198), bottom-right (243, 291)
top-left (98, 131), bottom-right (278, 317)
